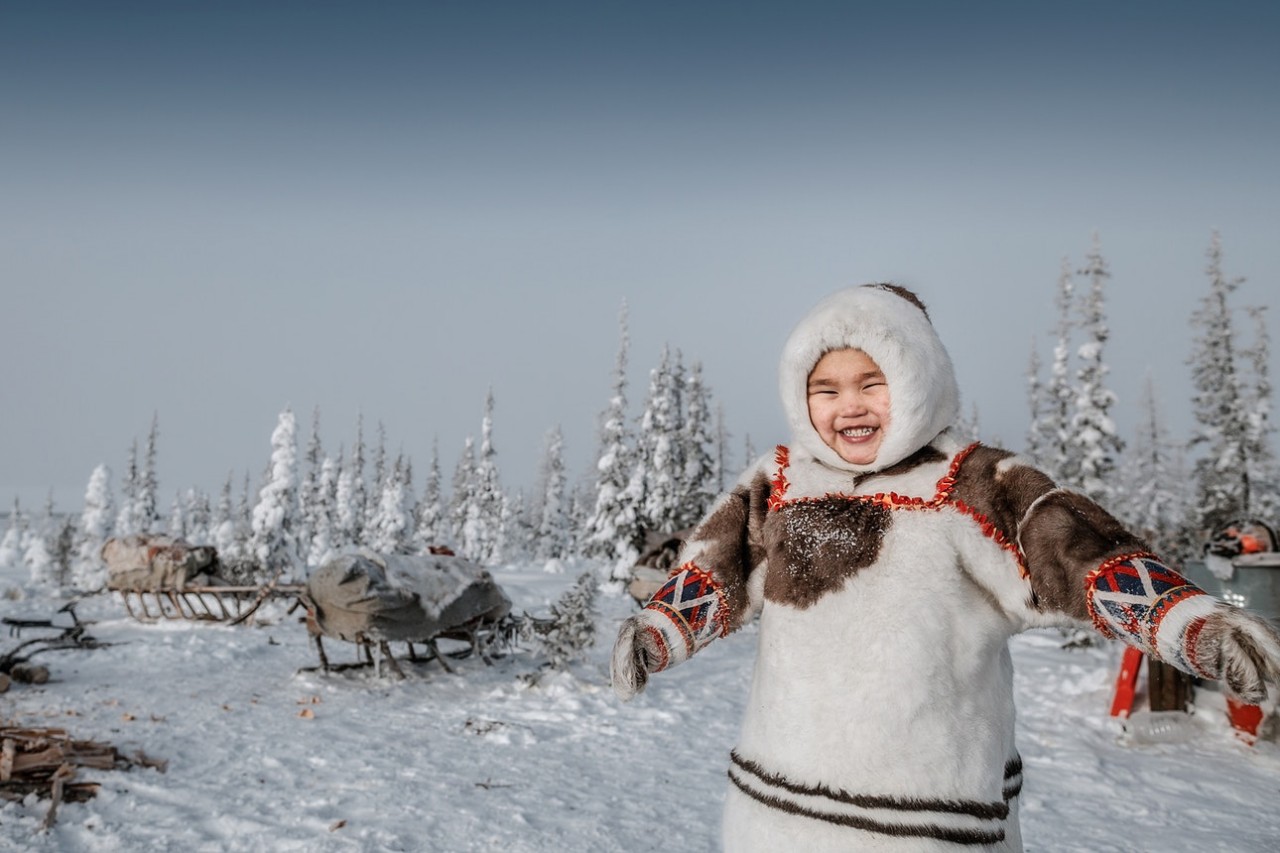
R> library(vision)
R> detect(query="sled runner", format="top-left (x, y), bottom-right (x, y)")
top-left (300, 550), bottom-right (516, 678)
top-left (102, 534), bottom-right (303, 626)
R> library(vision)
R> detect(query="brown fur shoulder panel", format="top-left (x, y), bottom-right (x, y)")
top-left (1019, 490), bottom-right (1150, 619)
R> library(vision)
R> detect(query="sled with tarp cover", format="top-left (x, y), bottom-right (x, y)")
top-left (301, 549), bottom-right (515, 677)
top-left (103, 534), bottom-right (302, 625)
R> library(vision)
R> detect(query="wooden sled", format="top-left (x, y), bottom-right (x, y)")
top-left (114, 581), bottom-right (305, 626)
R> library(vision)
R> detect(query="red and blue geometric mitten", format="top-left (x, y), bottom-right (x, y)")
top-left (634, 562), bottom-right (731, 673)
top-left (1085, 551), bottom-right (1220, 679)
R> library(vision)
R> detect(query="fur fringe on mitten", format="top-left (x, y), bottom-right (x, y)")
top-left (1194, 606), bottom-right (1280, 704)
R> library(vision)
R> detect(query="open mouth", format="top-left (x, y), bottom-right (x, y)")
top-left (840, 427), bottom-right (876, 438)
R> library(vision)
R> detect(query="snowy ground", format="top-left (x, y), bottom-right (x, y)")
top-left (2, 562), bottom-right (1279, 853)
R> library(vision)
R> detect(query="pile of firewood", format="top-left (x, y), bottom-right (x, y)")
top-left (0, 725), bottom-right (164, 831)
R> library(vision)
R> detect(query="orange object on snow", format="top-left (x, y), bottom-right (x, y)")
top-left (1109, 646), bottom-right (1144, 718)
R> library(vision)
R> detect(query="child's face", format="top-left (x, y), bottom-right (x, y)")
top-left (806, 348), bottom-right (891, 466)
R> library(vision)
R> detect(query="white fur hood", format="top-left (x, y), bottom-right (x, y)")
top-left (778, 284), bottom-right (960, 474)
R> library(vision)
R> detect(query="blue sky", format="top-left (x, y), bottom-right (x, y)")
top-left (3, 1), bottom-right (1278, 513)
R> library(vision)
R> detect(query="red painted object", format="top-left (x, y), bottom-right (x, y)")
top-left (1110, 646), bottom-right (1144, 718)
top-left (1226, 697), bottom-right (1265, 740)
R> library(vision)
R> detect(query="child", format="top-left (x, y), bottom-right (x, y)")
top-left (611, 284), bottom-right (1280, 852)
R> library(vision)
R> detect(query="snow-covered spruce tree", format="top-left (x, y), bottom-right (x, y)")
top-left (529, 570), bottom-right (598, 670)
top-left (348, 416), bottom-right (369, 547)
top-left (1121, 374), bottom-right (1188, 560)
top-left (1242, 305), bottom-right (1280, 521)
top-left (714, 402), bottom-right (730, 491)
top-left (1187, 231), bottom-right (1252, 532)
top-left (411, 440), bottom-right (446, 552)
top-left (306, 454), bottom-right (340, 567)
top-left (236, 472), bottom-right (254, 556)
top-left (448, 436), bottom-right (476, 549)
top-left (500, 490), bottom-right (534, 563)
top-left (371, 421), bottom-right (388, 503)
top-left (25, 496), bottom-right (58, 587)
top-left (1043, 258), bottom-right (1077, 485)
top-left (679, 360), bottom-right (718, 530)
top-left (367, 456), bottom-right (415, 554)
top-left (72, 464), bottom-right (114, 591)
top-left (461, 391), bottom-right (505, 564)
top-left (167, 491), bottom-right (189, 539)
top-left (189, 490), bottom-right (212, 544)
top-left (332, 446), bottom-right (358, 553)
top-left (249, 408), bottom-right (303, 581)
top-left (133, 414), bottom-right (161, 533)
top-left (1067, 235), bottom-right (1124, 505)
top-left (0, 499), bottom-right (27, 572)
top-left (636, 345), bottom-right (684, 538)
top-left (1025, 337), bottom-right (1050, 464)
top-left (955, 402), bottom-right (981, 444)
top-left (211, 473), bottom-right (239, 559)
top-left (114, 438), bottom-right (145, 537)
top-left (583, 301), bottom-right (641, 565)
top-left (743, 433), bottom-right (758, 469)
top-left (297, 406), bottom-right (324, 559)
top-left (534, 425), bottom-right (572, 561)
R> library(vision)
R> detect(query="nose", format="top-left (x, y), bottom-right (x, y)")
top-left (839, 393), bottom-right (868, 416)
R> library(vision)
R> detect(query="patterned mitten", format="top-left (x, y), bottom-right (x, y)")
top-left (1192, 606), bottom-right (1280, 704)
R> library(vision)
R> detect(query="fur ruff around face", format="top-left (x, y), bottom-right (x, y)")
top-left (779, 284), bottom-right (960, 474)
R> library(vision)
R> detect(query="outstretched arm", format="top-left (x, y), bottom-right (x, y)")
top-left (1020, 487), bottom-right (1280, 704)
top-left (610, 460), bottom-right (772, 701)
top-left (950, 447), bottom-right (1280, 704)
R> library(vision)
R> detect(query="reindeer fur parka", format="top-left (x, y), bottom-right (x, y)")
top-left (611, 284), bottom-right (1280, 852)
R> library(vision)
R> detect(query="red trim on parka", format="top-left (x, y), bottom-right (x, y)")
top-left (768, 442), bottom-right (1030, 579)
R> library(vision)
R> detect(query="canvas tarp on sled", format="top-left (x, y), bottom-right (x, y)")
top-left (101, 535), bottom-right (219, 592)
top-left (305, 550), bottom-right (512, 644)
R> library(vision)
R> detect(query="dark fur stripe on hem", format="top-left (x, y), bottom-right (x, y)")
top-left (730, 751), bottom-right (1009, 821)
top-left (1002, 755), bottom-right (1023, 801)
top-left (728, 770), bottom-right (1006, 846)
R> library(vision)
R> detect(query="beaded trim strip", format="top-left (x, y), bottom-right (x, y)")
top-left (767, 443), bottom-right (1029, 578)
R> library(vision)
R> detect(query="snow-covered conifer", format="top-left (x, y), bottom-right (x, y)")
top-left (534, 426), bottom-right (571, 560)
top-left (1121, 374), bottom-right (1187, 560)
top-left (306, 454), bottom-right (340, 567)
top-left (72, 464), bottom-right (114, 591)
top-left (955, 402), bottom-right (981, 444)
top-left (411, 440), bottom-right (446, 552)
top-left (1068, 234), bottom-right (1124, 504)
top-left (349, 416), bottom-right (369, 546)
top-left (211, 472), bottom-right (243, 560)
top-left (25, 496), bottom-right (58, 587)
top-left (297, 406), bottom-right (324, 557)
top-left (249, 408), bottom-right (302, 579)
top-left (1044, 258), bottom-right (1077, 485)
top-left (583, 301), bottom-right (640, 564)
top-left (372, 420), bottom-right (388, 499)
top-left (531, 571), bottom-right (598, 670)
top-left (1242, 306), bottom-right (1279, 520)
top-left (679, 360), bottom-right (718, 530)
top-left (1187, 231), bottom-right (1251, 531)
top-left (138, 413), bottom-right (161, 533)
top-left (449, 436), bottom-right (476, 549)
top-left (714, 402), bottom-right (729, 492)
top-left (743, 433), bottom-right (758, 469)
top-left (0, 500), bottom-right (27, 571)
top-left (461, 391), bottom-right (505, 563)
top-left (1025, 338), bottom-right (1050, 464)
top-left (114, 439), bottom-right (145, 536)
top-left (500, 490), bottom-right (534, 564)
top-left (367, 455), bottom-right (414, 554)
top-left (636, 345), bottom-right (683, 537)
top-left (167, 492), bottom-right (189, 539)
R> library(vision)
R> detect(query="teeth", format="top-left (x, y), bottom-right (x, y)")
top-left (841, 427), bottom-right (874, 437)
